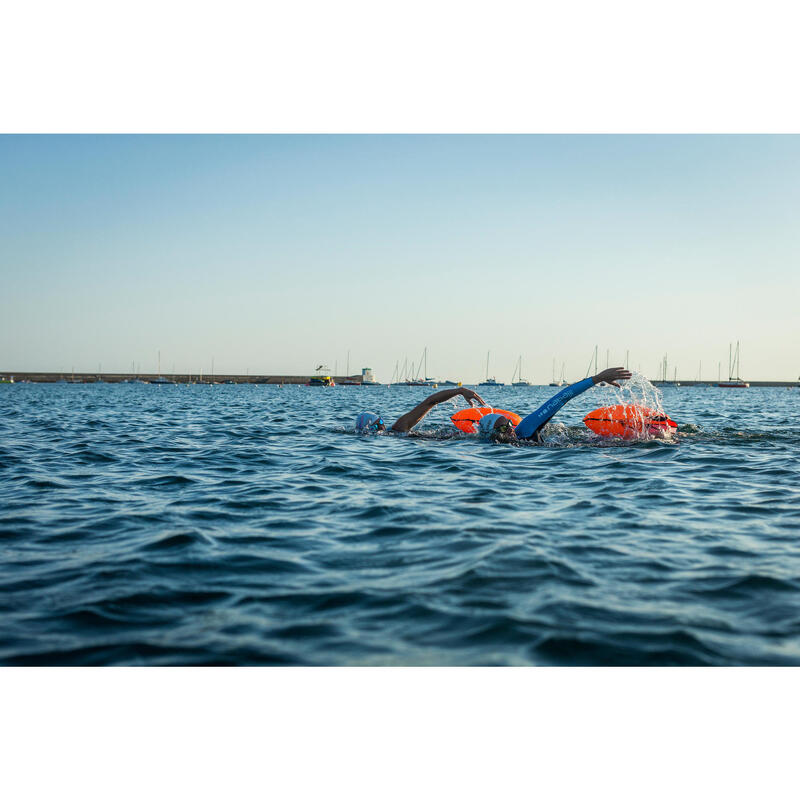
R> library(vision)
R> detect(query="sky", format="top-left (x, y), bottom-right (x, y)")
top-left (2, 134), bottom-right (799, 382)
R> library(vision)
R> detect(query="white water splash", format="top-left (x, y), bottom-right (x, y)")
top-left (609, 372), bottom-right (666, 414)
top-left (582, 372), bottom-right (675, 442)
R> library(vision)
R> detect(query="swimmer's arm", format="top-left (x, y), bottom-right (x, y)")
top-left (391, 387), bottom-right (486, 433)
top-left (515, 367), bottom-right (631, 440)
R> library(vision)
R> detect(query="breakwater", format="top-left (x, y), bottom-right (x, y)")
top-left (0, 372), bottom-right (371, 385)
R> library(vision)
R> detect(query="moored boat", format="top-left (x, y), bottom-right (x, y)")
top-left (717, 342), bottom-right (749, 388)
top-left (308, 365), bottom-right (335, 386)
top-left (718, 379), bottom-right (749, 388)
top-left (512, 355), bottom-right (532, 386)
top-left (549, 358), bottom-right (565, 387)
top-left (478, 351), bottom-right (505, 386)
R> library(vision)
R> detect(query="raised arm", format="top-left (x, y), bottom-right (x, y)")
top-left (391, 387), bottom-right (487, 433)
top-left (514, 367), bottom-right (631, 440)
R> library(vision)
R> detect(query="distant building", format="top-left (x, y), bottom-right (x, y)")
top-left (362, 367), bottom-right (378, 385)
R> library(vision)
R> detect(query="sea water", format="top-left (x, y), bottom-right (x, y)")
top-left (1, 381), bottom-right (798, 665)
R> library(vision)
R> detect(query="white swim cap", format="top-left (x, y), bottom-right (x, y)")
top-left (355, 412), bottom-right (382, 432)
top-left (478, 413), bottom-right (505, 435)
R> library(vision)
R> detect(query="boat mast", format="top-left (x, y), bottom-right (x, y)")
top-left (728, 343), bottom-right (732, 381)
top-left (486, 351), bottom-right (490, 381)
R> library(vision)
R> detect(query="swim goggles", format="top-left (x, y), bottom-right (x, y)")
top-left (494, 419), bottom-right (513, 436)
top-left (370, 417), bottom-right (385, 431)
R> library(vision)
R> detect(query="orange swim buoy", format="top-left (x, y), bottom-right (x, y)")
top-left (450, 407), bottom-right (522, 433)
top-left (583, 404), bottom-right (677, 439)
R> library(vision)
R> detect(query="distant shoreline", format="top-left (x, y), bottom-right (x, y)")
top-left (1, 372), bottom-right (798, 388)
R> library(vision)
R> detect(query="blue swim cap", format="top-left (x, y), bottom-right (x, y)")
top-left (355, 412), bottom-right (384, 432)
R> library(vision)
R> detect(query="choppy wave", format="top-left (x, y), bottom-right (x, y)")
top-left (1, 381), bottom-right (799, 665)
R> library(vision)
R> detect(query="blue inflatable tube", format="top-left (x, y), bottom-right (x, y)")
top-left (514, 377), bottom-right (595, 440)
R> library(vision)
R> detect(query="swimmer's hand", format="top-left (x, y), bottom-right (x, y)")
top-left (592, 367), bottom-right (632, 388)
top-left (460, 388), bottom-right (487, 407)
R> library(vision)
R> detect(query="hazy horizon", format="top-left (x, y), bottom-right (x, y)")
top-left (3, 135), bottom-right (799, 382)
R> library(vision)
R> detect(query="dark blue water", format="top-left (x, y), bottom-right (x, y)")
top-left (1, 381), bottom-right (799, 665)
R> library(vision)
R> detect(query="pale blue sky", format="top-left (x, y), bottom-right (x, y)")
top-left (2, 135), bottom-right (798, 381)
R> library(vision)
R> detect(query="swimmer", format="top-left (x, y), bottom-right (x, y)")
top-left (356, 367), bottom-right (631, 441)
top-left (355, 387), bottom-right (487, 434)
top-left (485, 367), bottom-right (632, 443)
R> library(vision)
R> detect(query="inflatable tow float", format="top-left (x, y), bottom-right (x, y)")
top-left (583, 404), bottom-right (677, 439)
top-left (450, 407), bottom-right (521, 433)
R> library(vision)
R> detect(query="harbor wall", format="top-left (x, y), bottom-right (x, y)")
top-left (0, 373), bottom-right (371, 385)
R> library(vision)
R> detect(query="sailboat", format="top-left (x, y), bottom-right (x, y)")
top-left (399, 357), bottom-right (422, 386)
top-left (511, 356), bottom-right (531, 386)
top-left (398, 348), bottom-right (437, 386)
top-left (150, 351), bottom-right (176, 385)
top-left (478, 351), bottom-right (504, 386)
top-left (549, 358), bottom-right (565, 387)
top-left (717, 342), bottom-right (749, 387)
top-left (419, 347), bottom-right (437, 386)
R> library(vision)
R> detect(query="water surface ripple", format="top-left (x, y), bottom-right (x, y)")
top-left (1, 383), bottom-right (799, 665)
